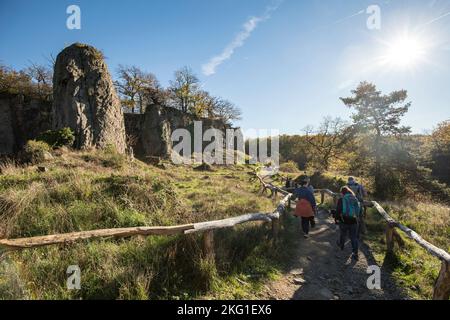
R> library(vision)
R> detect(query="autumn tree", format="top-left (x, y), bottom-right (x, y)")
top-left (304, 117), bottom-right (355, 171)
top-left (190, 90), bottom-right (215, 118)
top-left (211, 97), bottom-right (242, 124)
top-left (340, 81), bottom-right (411, 195)
top-left (168, 66), bottom-right (200, 113)
top-left (0, 64), bottom-right (35, 96)
top-left (430, 120), bottom-right (450, 184)
top-left (115, 65), bottom-right (161, 113)
top-left (24, 62), bottom-right (53, 99)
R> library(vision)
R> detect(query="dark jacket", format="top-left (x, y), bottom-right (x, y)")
top-left (293, 186), bottom-right (316, 209)
top-left (336, 198), bottom-right (358, 225)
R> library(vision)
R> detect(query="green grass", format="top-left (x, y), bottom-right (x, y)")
top-left (0, 149), bottom-right (295, 300)
top-left (364, 201), bottom-right (449, 300)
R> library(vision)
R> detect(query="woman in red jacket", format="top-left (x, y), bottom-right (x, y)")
top-left (293, 179), bottom-right (317, 238)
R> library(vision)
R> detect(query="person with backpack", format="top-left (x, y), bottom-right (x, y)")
top-left (347, 177), bottom-right (367, 236)
top-left (293, 179), bottom-right (317, 238)
top-left (346, 177), bottom-right (366, 202)
top-left (336, 186), bottom-right (361, 261)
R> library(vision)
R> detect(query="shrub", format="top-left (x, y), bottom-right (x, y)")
top-left (37, 127), bottom-right (75, 148)
top-left (279, 161), bottom-right (299, 173)
top-left (21, 140), bottom-right (51, 164)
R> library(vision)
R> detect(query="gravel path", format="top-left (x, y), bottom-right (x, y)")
top-left (258, 209), bottom-right (408, 300)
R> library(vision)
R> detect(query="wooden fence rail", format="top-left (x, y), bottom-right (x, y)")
top-left (1, 172), bottom-right (448, 300)
top-left (283, 181), bottom-right (450, 300)
top-left (0, 174), bottom-right (291, 260)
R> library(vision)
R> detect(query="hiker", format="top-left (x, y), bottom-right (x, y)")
top-left (347, 177), bottom-right (367, 236)
top-left (285, 177), bottom-right (294, 189)
top-left (346, 177), bottom-right (367, 202)
top-left (336, 186), bottom-right (361, 261)
top-left (293, 179), bottom-right (317, 238)
top-left (305, 176), bottom-right (317, 225)
top-left (306, 176), bottom-right (315, 194)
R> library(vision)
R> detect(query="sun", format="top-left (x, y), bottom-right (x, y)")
top-left (380, 34), bottom-right (427, 69)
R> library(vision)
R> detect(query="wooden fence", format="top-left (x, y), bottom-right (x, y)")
top-left (1, 173), bottom-right (449, 300)
top-left (259, 176), bottom-right (450, 300)
top-left (0, 173), bottom-right (290, 264)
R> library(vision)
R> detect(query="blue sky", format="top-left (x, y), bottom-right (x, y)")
top-left (1, 0), bottom-right (449, 134)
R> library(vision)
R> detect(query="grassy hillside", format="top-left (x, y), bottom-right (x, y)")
top-left (0, 148), bottom-right (297, 300)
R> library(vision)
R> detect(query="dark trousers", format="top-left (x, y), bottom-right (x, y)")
top-left (339, 223), bottom-right (358, 254)
top-left (301, 217), bottom-right (315, 234)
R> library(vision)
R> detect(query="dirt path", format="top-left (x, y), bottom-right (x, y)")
top-left (258, 209), bottom-right (407, 300)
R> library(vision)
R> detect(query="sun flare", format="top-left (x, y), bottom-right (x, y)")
top-left (381, 34), bottom-right (427, 69)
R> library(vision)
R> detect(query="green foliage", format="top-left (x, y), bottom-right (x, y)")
top-left (429, 120), bottom-right (450, 184)
top-left (279, 161), bottom-right (299, 173)
top-left (365, 201), bottom-right (449, 299)
top-left (37, 127), bottom-right (75, 148)
top-left (340, 82), bottom-right (411, 136)
top-left (21, 140), bottom-right (51, 164)
top-left (340, 82), bottom-right (412, 198)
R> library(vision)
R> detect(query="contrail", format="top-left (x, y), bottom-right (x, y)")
top-left (333, 9), bottom-right (365, 25)
top-left (419, 10), bottom-right (450, 28)
top-left (202, 0), bottom-right (283, 76)
top-left (312, 9), bottom-right (365, 32)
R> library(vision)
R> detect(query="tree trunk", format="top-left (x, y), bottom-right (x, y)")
top-left (374, 130), bottom-right (382, 197)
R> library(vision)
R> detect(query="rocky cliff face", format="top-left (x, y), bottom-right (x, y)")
top-left (124, 105), bottom-right (230, 160)
top-left (1, 43), bottom-right (230, 159)
top-left (0, 93), bottom-right (52, 155)
top-left (52, 43), bottom-right (126, 153)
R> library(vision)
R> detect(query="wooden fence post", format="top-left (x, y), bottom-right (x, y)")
top-left (320, 191), bottom-right (324, 205)
top-left (433, 261), bottom-right (450, 300)
top-left (203, 230), bottom-right (215, 262)
top-left (386, 223), bottom-right (395, 253)
top-left (272, 218), bottom-right (280, 239)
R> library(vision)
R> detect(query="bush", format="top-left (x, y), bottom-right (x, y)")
top-left (21, 140), bottom-right (51, 164)
top-left (279, 161), bottom-right (299, 173)
top-left (37, 127), bottom-right (75, 148)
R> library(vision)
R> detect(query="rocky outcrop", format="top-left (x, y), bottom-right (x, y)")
top-left (124, 105), bottom-right (230, 160)
top-left (52, 43), bottom-right (126, 153)
top-left (0, 93), bottom-right (52, 155)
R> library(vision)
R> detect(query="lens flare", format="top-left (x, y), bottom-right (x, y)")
top-left (380, 34), bottom-right (427, 69)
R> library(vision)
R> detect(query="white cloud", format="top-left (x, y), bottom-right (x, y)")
top-left (202, 1), bottom-right (282, 76)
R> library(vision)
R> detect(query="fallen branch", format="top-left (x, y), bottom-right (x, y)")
top-left (0, 225), bottom-right (194, 253)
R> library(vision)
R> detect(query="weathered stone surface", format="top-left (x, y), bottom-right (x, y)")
top-left (124, 104), bottom-right (230, 160)
top-left (0, 93), bottom-right (52, 155)
top-left (52, 43), bottom-right (126, 153)
top-left (0, 96), bottom-right (15, 155)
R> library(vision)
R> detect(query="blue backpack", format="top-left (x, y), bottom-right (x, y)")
top-left (342, 193), bottom-right (361, 218)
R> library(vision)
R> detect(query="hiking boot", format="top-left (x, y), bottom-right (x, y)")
top-left (303, 234), bottom-right (309, 239)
